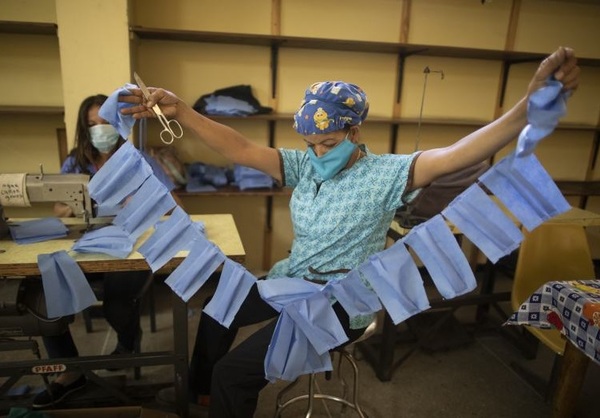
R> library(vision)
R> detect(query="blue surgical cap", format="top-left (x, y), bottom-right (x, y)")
top-left (293, 81), bottom-right (369, 135)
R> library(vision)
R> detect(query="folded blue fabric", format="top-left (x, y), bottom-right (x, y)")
top-left (516, 78), bottom-right (566, 157)
top-left (186, 162), bottom-right (231, 188)
top-left (164, 233), bottom-right (226, 301)
top-left (256, 277), bottom-right (322, 312)
top-left (264, 309), bottom-right (332, 382)
top-left (359, 240), bottom-right (430, 325)
top-left (478, 153), bottom-right (570, 231)
top-left (233, 164), bottom-right (273, 190)
top-left (203, 259), bottom-right (256, 328)
top-left (9, 218), bottom-right (68, 244)
top-left (98, 83), bottom-right (138, 139)
top-left (72, 225), bottom-right (134, 259)
top-left (322, 270), bottom-right (381, 320)
top-left (138, 206), bottom-right (204, 272)
top-left (404, 214), bottom-right (477, 299)
top-left (442, 184), bottom-right (523, 263)
top-left (113, 175), bottom-right (177, 240)
top-left (205, 95), bottom-right (257, 116)
top-left (88, 141), bottom-right (153, 209)
top-left (37, 251), bottom-right (98, 318)
top-left (284, 292), bottom-right (349, 355)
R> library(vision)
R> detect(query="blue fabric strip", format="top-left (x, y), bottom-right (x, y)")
top-left (113, 175), bottom-right (177, 240)
top-left (359, 240), bottom-right (430, 325)
top-left (442, 183), bottom-right (523, 263)
top-left (516, 78), bottom-right (566, 157)
top-left (203, 259), bottom-right (256, 328)
top-left (322, 270), bottom-right (381, 320)
top-left (404, 214), bottom-right (477, 299)
top-left (9, 218), bottom-right (68, 244)
top-left (98, 83), bottom-right (138, 139)
top-left (164, 234), bottom-right (226, 301)
top-left (88, 141), bottom-right (153, 208)
top-left (478, 153), bottom-right (570, 231)
top-left (71, 225), bottom-right (134, 259)
top-left (283, 292), bottom-right (349, 356)
top-left (264, 309), bottom-right (332, 382)
top-left (256, 277), bottom-right (322, 312)
top-left (138, 206), bottom-right (204, 272)
top-left (37, 251), bottom-right (98, 318)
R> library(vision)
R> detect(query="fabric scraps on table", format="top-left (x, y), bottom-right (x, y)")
top-left (9, 218), bottom-right (68, 244)
top-left (72, 224), bottom-right (134, 259)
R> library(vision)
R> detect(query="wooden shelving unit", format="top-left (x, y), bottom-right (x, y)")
top-left (0, 105), bottom-right (63, 116)
top-left (129, 16), bottom-right (600, 269)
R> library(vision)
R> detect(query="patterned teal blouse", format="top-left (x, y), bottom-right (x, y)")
top-left (267, 145), bottom-right (420, 329)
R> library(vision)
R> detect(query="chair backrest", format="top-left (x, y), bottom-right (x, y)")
top-left (511, 223), bottom-right (596, 354)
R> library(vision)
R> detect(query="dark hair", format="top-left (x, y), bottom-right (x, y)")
top-left (69, 94), bottom-right (125, 174)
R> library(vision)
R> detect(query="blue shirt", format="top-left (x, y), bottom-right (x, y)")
top-left (268, 146), bottom-right (420, 328)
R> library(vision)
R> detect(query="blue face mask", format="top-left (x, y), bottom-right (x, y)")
top-left (89, 124), bottom-right (119, 154)
top-left (307, 137), bottom-right (357, 181)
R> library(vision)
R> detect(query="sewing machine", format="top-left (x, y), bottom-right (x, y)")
top-left (0, 173), bottom-right (91, 337)
top-left (20, 173), bottom-right (92, 220)
top-left (0, 173), bottom-right (94, 238)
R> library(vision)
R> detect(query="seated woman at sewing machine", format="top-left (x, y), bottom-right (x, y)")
top-left (32, 94), bottom-right (181, 408)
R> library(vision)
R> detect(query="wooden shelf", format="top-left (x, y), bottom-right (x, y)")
top-left (0, 105), bottom-right (64, 116)
top-left (0, 20), bottom-right (57, 36)
top-left (207, 113), bottom-right (599, 131)
top-left (131, 26), bottom-right (600, 67)
top-left (556, 181), bottom-right (600, 197)
top-left (176, 185), bottom-right (292, 198)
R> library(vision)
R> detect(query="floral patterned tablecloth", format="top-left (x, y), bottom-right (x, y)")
top-left (505, 279), bottom-right (600, 365)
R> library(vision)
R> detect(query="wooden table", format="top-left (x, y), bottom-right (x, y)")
top-left (0, 214), bottom-right (245, 417)
top-left (0, 214), bottom-right (245, 276)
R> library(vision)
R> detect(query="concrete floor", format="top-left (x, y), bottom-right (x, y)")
top-left (1, 270), bottom-right (598, 418)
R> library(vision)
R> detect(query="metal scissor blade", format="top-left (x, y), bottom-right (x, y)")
top-left (133, 72), bottom-right (152, 100)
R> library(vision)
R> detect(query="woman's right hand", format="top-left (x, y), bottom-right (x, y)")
top-left (53, 202), bottom-right (74, 218)
top-left (119, 87), bottom-right (183, 120)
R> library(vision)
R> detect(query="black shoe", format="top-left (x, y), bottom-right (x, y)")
top-left (31, 375), bottom-right (87, 408)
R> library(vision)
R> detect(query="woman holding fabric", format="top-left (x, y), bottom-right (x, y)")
top-left (120, 47), bottom-right (579, 417)
top-left (32, 94), bottom-right (180, 408)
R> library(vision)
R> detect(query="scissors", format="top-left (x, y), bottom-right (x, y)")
top-left (133, 72), bottom-right (183, 145)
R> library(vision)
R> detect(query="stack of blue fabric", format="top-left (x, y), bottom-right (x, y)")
top-left (185, 162), bottom-right (273, 192)
top-left (233, 164), bottom-right (274, 190)
top-left (185, 162), bottom-right (232, 192)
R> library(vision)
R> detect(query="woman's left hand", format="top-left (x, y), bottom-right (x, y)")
top-left (527, 46), bottom-right (580, 96)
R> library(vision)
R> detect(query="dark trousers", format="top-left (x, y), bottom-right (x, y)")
top-left (189, 284), bottom-right (367, 418)
top-left (43, 271), bottom-right (147, 358)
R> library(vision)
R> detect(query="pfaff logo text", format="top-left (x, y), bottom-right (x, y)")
top-left (31, 364), bottom-right (67, 374)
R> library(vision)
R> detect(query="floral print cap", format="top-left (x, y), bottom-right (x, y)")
top-left (293, 81), bottom-right (369, 135)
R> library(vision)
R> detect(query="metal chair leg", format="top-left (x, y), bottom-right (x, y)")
top-left (273, 348), bottom-right (369, 418)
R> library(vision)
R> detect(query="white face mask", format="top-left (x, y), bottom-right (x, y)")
top-left (89, 124), bottom-right (119, 153)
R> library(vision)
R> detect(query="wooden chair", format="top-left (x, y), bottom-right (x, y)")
top-left (510, 222), bottom-right (596, 397)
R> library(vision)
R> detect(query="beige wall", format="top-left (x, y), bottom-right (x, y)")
top-left (1, 0), bottom-right (599, 271)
